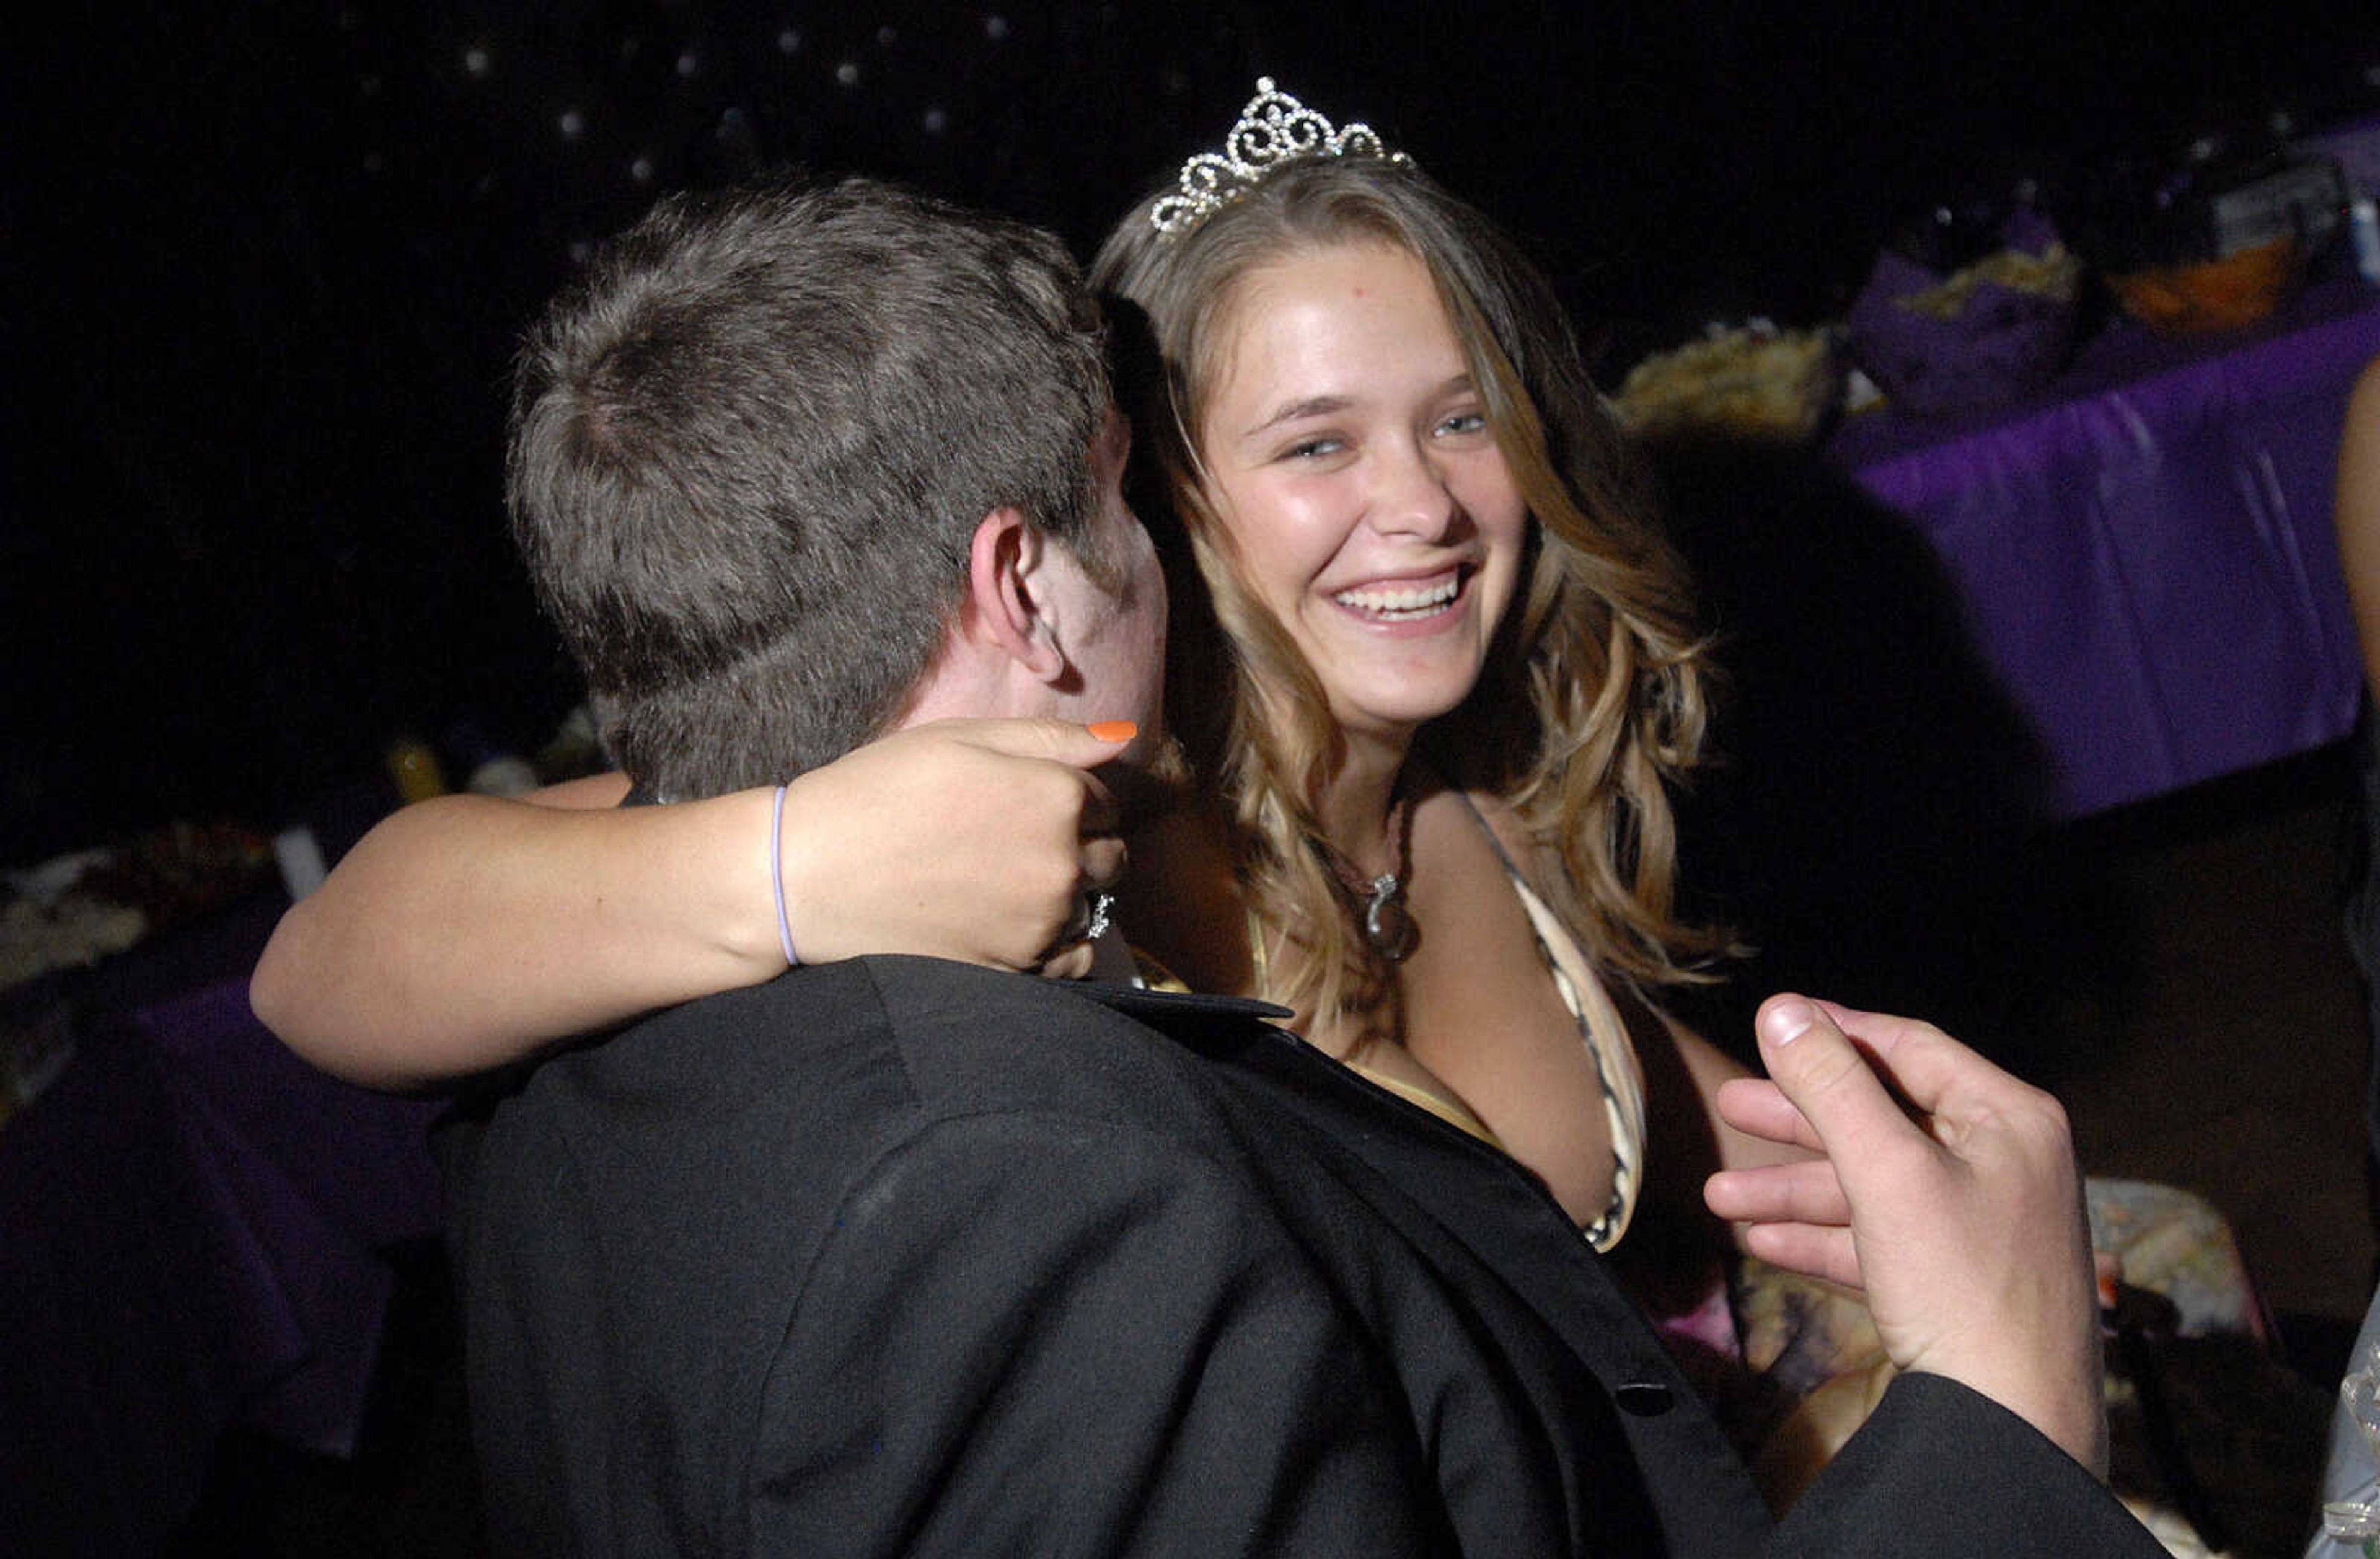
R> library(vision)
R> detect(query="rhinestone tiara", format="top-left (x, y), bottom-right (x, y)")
top-left (1150, 77), bottom-right (1411, 238)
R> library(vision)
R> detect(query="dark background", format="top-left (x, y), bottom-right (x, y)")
top-left (10, 1), bottom-right (2380, 867)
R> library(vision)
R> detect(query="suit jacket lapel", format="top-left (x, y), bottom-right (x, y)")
top-left (1085, 984), bottom-right (1774, 1548)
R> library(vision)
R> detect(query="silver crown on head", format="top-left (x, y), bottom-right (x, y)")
top-left (1150, 77), bottom-right (1411, 238)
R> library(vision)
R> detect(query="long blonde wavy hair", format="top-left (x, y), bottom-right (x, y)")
top-left (1091, 154), bottom-right (1727, 1034)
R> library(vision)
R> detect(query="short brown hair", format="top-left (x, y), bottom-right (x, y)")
top-left (508, 175), bottom-right (1113, 799)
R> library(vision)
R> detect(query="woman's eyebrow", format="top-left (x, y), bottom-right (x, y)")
top-left (1238, 374), bottom-right (1479, 440)
top-left (1240, 394), bottom-right (1352, 439)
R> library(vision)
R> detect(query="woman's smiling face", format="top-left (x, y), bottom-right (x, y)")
top-left (1196, 240), bottom-right (1528, 748)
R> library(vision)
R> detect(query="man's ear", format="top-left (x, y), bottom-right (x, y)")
top-left (961, 507), bottom-right (1066, 681)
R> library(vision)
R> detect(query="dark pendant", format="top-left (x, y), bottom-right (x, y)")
top-left (1362, 875), bottom-right (1419, 963)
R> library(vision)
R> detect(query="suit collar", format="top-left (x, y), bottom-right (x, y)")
top-left (1070, 978), bottom-right (1292, 1025)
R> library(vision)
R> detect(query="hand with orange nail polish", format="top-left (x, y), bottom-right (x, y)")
top-left (772, 716), bottom-right (1140, 980)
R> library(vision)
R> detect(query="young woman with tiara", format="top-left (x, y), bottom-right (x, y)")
top-left (256, 79), bottom-right (1878, 1485)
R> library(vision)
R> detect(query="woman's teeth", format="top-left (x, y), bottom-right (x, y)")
top-left (1334, 578), bottom-right (1460, 619)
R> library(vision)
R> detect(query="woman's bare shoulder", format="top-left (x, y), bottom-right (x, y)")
top-left (1416, 787), bottom-right (1554, 888)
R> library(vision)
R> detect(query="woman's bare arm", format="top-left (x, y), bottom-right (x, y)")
top-left (2337, 356), bottom-right (2380, 696)
top-left (1634, 1007), bottom-right (1820, 1262)
top-left (252, 718), bottom-right (1132, 1090)
top-left (1667, 1015), bottom-right (1811, 1177)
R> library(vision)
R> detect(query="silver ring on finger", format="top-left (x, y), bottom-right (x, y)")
top-left (1080, 888), bottom-right (1115, 944)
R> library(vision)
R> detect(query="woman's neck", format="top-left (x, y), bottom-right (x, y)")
top-left (1315, 727), bottom-right (1414, 878)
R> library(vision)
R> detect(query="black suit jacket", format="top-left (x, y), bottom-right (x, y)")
top-left (443, 956), bottom-right (2159, 1555)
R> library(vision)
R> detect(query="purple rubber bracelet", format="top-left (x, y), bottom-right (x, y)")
top-left (770, 783), bottom-right (800, 967)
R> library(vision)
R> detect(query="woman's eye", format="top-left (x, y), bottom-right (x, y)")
top-left (1284, 436), bottom-right (1344, 461)
top-left (1436, 411), bottom-right (1489, 438)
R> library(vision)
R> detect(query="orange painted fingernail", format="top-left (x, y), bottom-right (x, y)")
top-left (1086, 721), bottom-right (1137, 742)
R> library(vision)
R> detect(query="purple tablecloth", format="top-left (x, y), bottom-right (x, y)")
top-left (0, 978), bottom-right (444, 1550)
top-left (1830, 272), bottom-right (2380, 816)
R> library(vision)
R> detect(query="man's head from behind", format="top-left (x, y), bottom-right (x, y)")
top-left (508, 175), bottom-right (1161, 800)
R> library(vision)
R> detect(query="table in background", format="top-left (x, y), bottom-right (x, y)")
top-left (1828, 270), bottom-right (2380, 818)
top-left (0, 903), bottom-right (444, 1553)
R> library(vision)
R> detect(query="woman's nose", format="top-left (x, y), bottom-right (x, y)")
top-left (1368, 441), bottom-right (1460, 541)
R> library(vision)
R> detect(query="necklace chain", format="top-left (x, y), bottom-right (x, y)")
top-left (1321, 793), bottom-right (1419, 963)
